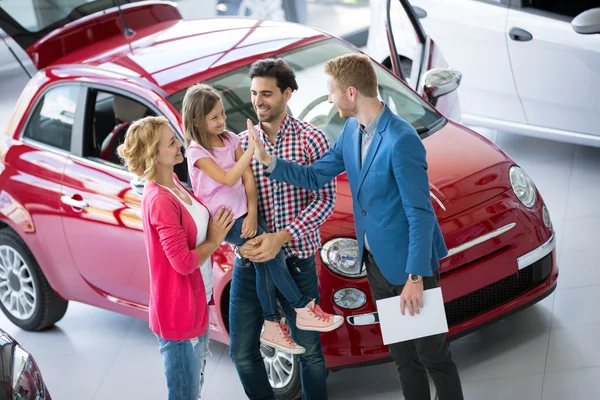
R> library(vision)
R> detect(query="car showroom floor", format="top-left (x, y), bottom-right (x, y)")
top-left (1, 129), bottom-right (599, 400)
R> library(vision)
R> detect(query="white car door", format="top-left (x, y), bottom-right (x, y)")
top-left (407, 0), bottom-right (527, 126)
top-left (367, 0), bottom-right (464, 121)
top-left (506, 1), bottom-right (600, 137)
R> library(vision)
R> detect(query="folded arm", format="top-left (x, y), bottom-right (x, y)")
top-left (196, 144), bottom-right (252, 187)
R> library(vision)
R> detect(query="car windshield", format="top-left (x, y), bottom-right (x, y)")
top-left (168, 39), bottom-right (444, 143)
top-left (0, 0), bottom-right (137, 33)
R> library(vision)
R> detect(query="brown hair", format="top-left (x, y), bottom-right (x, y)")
top-left (182, 83), bottom-right (228, 154)
top-left (324, 54), bottom-right (378, 98)
top-left (249, 58), bottom-right (298, 93)
top-left (117, 116), bottom-right (169, 182)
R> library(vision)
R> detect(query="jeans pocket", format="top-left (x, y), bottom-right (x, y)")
top-left (235, 257), bottom-right (253, 268)
top-left (289, 256), bottom-right (316, 275)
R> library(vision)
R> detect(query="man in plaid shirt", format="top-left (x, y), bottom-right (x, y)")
top-left (228, 58), bottom-right (336, 399)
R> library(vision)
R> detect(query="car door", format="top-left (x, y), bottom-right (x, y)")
top-left (407, 0), bottom-right (527, 126)
top-left (2, 83), bottom-right (83, 311)
top-left (506, 0), bottom-right (600, 136)
top-left (373, 0), bottom-right (465, 121)
top-left (61, 84), bottom-right (192, 306)
top-left (60, 87), bottom-right (152, 305)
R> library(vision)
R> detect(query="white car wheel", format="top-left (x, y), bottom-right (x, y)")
top-left (0, 245), bottom-right (36, 320)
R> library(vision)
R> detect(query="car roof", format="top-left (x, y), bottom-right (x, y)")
top-left (51, 17), bottom-right (329, 96)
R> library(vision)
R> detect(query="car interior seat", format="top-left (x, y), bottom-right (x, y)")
top-left (100, 95), bottom-right (148, 164)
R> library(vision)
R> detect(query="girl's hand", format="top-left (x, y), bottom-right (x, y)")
top-left (241, 213), bottom-right (258, 239)
top-left (247, 119), bottom-right (271, 166)
top-left (207, 207), bottom-right (235, 245)
top-left (246, 120), bottom-right (256, 154)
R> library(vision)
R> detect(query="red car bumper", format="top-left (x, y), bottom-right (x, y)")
top-left (317, 190), bottom-right (557, 370)
top-left (323, 248), bottom-right (557, 370)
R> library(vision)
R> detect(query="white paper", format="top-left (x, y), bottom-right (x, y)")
top-left (375, 287), bottom-right (449, 345)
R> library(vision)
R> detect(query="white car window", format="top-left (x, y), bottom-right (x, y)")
top-left (523, 0), bottom-right (595, 18)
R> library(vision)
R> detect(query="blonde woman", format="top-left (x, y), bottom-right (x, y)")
top-left (117, 116), bottom-right (234, 400)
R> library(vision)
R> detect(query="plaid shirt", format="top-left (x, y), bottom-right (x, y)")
top-left (240, 114), bottom-right (337, 259)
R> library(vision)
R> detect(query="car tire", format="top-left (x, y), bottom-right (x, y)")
top-left (0, 228), bottom-right (68, 331)
top-left (261, 343), bottom-right (302, 400)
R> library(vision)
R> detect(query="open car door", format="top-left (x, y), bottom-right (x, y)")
top-left (382, 0), bottom-right (462, 121)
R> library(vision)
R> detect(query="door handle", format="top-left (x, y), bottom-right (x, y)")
top-left (509, 27), bottom-right (533, 41)
top-left (412, 6), bottom-right (427, 19)
top-left (61, 195), bottom-right (89, 209)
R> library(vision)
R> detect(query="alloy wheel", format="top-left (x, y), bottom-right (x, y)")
top-left (0, 245), bottom-right (37, 320)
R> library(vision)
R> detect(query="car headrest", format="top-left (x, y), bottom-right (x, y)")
top-left (112, 95), bottom-right (147, 122)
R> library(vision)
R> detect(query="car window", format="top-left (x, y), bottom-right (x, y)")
top-left (525, 0), bottom-right (595, 18)
top-left (24, 85), bottom-right (79, 151)
top-left (81, 88), bottom-right (189, 184)
top-left (83, 90), bottom-right (153, 166)
top-left (167, 39), bottom-right (443, 143)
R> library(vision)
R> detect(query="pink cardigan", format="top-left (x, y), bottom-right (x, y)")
top-left (141, 177), bottom-right (210, 341)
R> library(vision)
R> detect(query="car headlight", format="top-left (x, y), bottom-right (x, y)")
top-left (12, 345), bottom-right (49, 400)
top-left (333, 288), bottom-right (367, 309)
top-left (320, 238), bottom-right (365, 278)
top-left (509, 166), bottom-right (537, 208)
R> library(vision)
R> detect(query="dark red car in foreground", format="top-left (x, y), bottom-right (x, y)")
top-left (0, 327), bottom-right (51, 400)
top-left (0, 1), bottom-right (557, 398)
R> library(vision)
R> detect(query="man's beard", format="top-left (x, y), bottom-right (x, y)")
top-left (256, 100), bottom-right (286, 123)
top-left (337, 102), bottom-right (356, 119)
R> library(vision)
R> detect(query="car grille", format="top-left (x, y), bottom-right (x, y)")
top-left (445, 253), bottom-right (552, 327)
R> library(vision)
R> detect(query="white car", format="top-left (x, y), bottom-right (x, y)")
top-left (369, 0), bottom-right (600, 147)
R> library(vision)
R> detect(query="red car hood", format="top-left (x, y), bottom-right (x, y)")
top-left (425, 121), bottom-right (513, 220)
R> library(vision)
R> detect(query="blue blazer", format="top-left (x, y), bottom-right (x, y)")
top-left (268, 105), bottom-right (448, 285)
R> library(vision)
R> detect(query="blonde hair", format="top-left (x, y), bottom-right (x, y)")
top-left (117, 116), bottom-right (169, 182)
top-left (182, 83), bottom-right (228, 154)
top-left (324, 54), bottom-right (378, 98)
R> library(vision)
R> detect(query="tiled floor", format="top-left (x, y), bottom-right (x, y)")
top-left (2, 129), bottom-right (599, 399)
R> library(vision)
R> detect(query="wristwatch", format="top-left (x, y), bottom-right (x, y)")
top-left (408, 274), bottom-right (423, 283)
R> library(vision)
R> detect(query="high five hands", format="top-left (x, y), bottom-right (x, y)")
top-left (246, 119), bottom-right (271, 167)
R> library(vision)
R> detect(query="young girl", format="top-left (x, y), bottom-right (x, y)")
top-left (182, 83), bottom-right (343, 354)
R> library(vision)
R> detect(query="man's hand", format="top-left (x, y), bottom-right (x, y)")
top-left (238, 240), bottom-right (259, 259)
top-left (247, 119), bottom-right (272, 167)
top-left (243, 231), bottom-right (291, 262)
top-left (400, 281), bottom-right (424, 316)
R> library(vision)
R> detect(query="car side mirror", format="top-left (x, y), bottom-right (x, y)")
top-left (422, 68), bottom-right (462, 104)
top-left (572, 8), bottom-right (600, 34)
top-left (130, 176), bottom-right (145, 196)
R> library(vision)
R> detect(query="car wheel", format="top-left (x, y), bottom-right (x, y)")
top-left (261, 343), bottom-right (302, 400)
top-left (0, 228), bottom-right (68, 331)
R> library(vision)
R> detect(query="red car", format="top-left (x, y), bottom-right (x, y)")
top-left (0, 1), bottom-right (557, 398)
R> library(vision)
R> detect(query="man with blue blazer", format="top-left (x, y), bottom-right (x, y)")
top-left (247, 54), bottom-right (463, 400)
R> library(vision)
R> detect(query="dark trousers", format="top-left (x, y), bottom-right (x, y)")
top-left (365, 251), bottom-right (464, 400)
